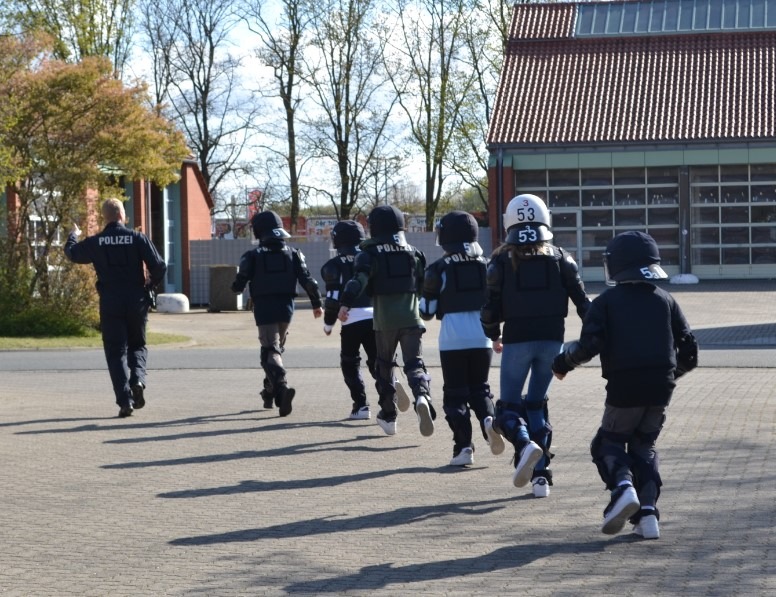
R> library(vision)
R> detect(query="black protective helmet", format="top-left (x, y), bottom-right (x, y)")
top-left (331, 220), bottom-right (365, 253)
top-left (251, 210), bottom-right (290, 242)
top-left (436, 210), bottom-right (482, 256)
top-left (604, 231), bottom-right (668, 285)
top-left (367, 205), bottom-right (405, 244)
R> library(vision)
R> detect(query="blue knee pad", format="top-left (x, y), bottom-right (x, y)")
top-left (524, 395), bottom-right (553, 457)
top-left (494, 399), bottom-right (530, 446)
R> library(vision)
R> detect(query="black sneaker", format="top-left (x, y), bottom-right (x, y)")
top-left (278, 386), bottom-right (296, 417)
top-left (118, 405), bottom-right (133, 418)
top-left (131, 383), bottom-right (145, 409)
top-left (261, 390), bottom-right (274, 409)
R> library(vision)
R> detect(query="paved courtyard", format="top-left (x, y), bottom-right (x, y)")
top-left (1, 281), bottom-right (775, 596)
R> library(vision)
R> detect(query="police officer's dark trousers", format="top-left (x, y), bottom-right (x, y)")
top-left (100, 290), bottom-right (149, 408)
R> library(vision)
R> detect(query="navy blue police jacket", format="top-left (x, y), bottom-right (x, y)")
top-left (64, 221), bottom-right (167, 299)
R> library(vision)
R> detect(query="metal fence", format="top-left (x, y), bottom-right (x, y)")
top-left (189, 230), bottom-right (492, 306)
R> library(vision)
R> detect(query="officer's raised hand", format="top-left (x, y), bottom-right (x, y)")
top-left (71, 222), bottom-right (82, 237)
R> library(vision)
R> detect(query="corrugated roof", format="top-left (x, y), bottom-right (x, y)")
top-left (489, 3), bottom-right (776, 146)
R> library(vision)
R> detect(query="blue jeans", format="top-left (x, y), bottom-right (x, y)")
top-left (499, 340), bottom-right (562, 469)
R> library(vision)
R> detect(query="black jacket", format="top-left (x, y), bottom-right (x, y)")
top-left (554, 282), bottom-right (698, 407)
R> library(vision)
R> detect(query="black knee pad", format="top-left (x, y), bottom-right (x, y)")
top-left (404, 357), bottom-right (430, 396)
top-left (590, 428), bottom-right (633, 490)
top-left (260, 346), bottom-right (270, 366)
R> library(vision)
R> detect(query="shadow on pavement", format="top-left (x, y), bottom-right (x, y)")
top-left (169, 497), bottom-right (513, 546)
top-left (158, 465), bottom-right (447, 498)
top-left (101, 436), bottom-right (416, 469)
top-left (694, 323), bottom-right (776, 348)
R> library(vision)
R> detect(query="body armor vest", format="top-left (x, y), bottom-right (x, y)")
top-left (367, 243), bottom-right (419, 296)
top-left (249, 246), bottom-right (297, 296)
top-left (333, 254), bottom-right (371, 308)
top-left (499, 246), bottom-right (568, 320)
top-left (437, 255), bottom-right (487, 317)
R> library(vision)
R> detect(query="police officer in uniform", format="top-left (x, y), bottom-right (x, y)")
top-left (481, 194), bottom-right (591, 495)
top-left (231, 210), bottom-right (322, 417)
top-left (420, 211), bottom-right (502, 466)
top-left (337, 205), bottom-right (436, 437)
top-left (65, 198), bottom-right (167, 418)
top-left (320, 220), bottom-right (377, 420)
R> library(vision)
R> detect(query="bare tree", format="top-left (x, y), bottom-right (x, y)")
top-left (139, 0), bottom-right (259, 203)
top-left (385, 0), bottom-right (477, 229)
top-left (240, 0), bottom-right (311, 233)
top-left (136, 0), bottom-right (179, 107)
top-left (302, 0), bottom-right (400, 220)
top-left (446, 0), bottom-right (512, 212)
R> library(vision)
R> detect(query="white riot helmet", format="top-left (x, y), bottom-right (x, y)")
top-left (503, 194), bottom-right (553, 245)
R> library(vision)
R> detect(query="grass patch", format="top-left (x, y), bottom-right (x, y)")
top-left (0, 331), bottom-right (191, 350)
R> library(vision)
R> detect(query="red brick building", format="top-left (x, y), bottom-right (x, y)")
top-left (488, 0), bottom-right (776, 280)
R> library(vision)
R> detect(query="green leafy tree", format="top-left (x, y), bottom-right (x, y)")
top-left (0, 35), bottom-right (188, 335)
top-left (4, 0), bottom-right (136, 76)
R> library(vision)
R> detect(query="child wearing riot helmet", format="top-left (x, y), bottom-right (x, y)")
top-left (231, 210), bottom-right (323, 417)
top-left (321, 220), bottom-right (378, 420)
top-left (420, 211), bottom-right (502, 466)
top-left (552, 231), bottom-right (698, 539)
top-left (481, 194), bottom-right (591, 496)
top-left (337, 205), bottom-right (437, 437)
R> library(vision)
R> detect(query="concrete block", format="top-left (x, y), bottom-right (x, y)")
top-left (156, 293), bottom-right (190, 313)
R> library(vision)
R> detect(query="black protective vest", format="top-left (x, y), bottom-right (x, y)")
top-left (331, 254), bottom-right (371, 308)
top-left (500, 247), bottom-right (569, 320)
top-left (437, 254), bottom-right (487, 317)
top-left (249, 246), bottom-right (297, 296)
top-left (367, 243), bottom-right (419, 296)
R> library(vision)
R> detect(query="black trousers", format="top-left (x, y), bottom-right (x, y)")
top-left (340, 319), bottom-right (377, 408)
top-left (439, 348), bottom-right (494, 450)
top-left (100, 292), bottom-right (149, 408)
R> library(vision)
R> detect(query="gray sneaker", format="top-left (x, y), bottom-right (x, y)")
top-left (395, 380), bottom-right (411, 412)
top-left (415, 396), bottom-right (434, 437)
top-left (484, 416), bottom-right (505, 455)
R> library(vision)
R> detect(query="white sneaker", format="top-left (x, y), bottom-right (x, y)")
top-left (484, 416), bottom-right (505, 455)
top-left (633, 514), bottom-right (660, 539)
top-left (349, 406), bottom-right (371, 420)
top-left (415, 395), bottom-right (434, 437)
top-left (395, 380), bottom-right (411, 412)
top-left (376, 412), bottom-right (397, 435)
top-left (601, 485), bottom-right (641, 535)
top-left (449, 447), bottom-right (474, 466)
top-left (532, 476), bottom-right (550, 498)
top-left (512, 442), bottom-right (543, 488)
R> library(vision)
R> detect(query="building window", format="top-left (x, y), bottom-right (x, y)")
top-left (690, 164), bottom-right (776, 269)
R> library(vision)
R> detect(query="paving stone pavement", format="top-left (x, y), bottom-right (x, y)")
top-left (1, 281), bottom-right (775, 596)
